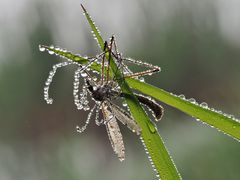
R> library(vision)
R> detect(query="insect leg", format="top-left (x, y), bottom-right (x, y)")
top-left (101, 41), bottom-right (108, 85)
top-left (44, 62), bottom-right (72, 104)
top-left (76, 104), bottom-right (96, 133)
top-left (122, 57), bottom-right (161, 78)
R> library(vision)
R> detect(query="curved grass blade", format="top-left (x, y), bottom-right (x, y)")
top-left (81, 4), bottom-right (104, 49)
top-left (80, 4), bottom-right (181, 180)
top-left (39, 44), bottom-right (102, 73)
top-left (126, 78), bottom-right (240, 141)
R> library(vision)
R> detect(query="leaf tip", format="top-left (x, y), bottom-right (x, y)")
top-left (80, 4), bottom-right (86, 12)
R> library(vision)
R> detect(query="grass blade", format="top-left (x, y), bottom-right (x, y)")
top-left (81, 4), bottom-right (181, 179)
top-left (126, 78), bottom-right (240, 141)
top-left (81, 4), bottom-right (104, 49)
top-left (39, 45), bottom-right (102, 72)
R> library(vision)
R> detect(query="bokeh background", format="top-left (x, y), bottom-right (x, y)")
top-left (1, 0), bottom-right (240, 179)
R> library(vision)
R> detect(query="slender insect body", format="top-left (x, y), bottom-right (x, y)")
top-left (40, 35), bottom-right (164, 161)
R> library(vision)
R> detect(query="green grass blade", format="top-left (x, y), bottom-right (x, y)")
top-left (81, 5), bottom-right (181, 179)
top-left (126, 78), bottom-right (240, 141)
top-left (109, 58), bottom-right (181, 180)
top-left (81, 4), bottom-right (104, 49)
top-left (39, 45), bottom-right (102, 72)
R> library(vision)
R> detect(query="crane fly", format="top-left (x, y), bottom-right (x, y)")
top-left (40, 36), bottom-right (164, 161)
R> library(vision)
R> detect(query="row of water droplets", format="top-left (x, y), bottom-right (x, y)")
top-left (140, 135), bottom-right (182, 180)
top-left (43, 61), bottom-right (73, 104)
top-left (82, 8), bottom-right (103, 49)
top-left (173, 92), bottom-right (240, 139)
top-left (140, 136), bottom-right (160, 180)
top-left (124, 57), bottom-right (161, 75)
top-left (76, 105), bottom-right (96, 133)
top-left (73, 68), bottom-right (90, 111)
top-left (176, 93), bottom-right (240, 122)
top-left (39, 44), bottom-right (95, 64)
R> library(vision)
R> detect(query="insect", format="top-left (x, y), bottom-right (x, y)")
top-left (40, 36), bottom-right (164, 161)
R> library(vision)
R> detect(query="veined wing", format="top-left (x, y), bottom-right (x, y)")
top-left (108, 101), bottom-right (141, 135)
top-left (101, 103), bottom-right (125, 161)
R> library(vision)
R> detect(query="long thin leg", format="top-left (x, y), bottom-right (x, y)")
top-left (76, 104), bottom-right (96, 133)
top-left (44, 62), bottom-right (72, 104)
top-left (95, 104), bottom-right (103, 126)
top-left (106, 36), bottom-right (114, 84)
top-left (101, 41), bottom-right (108, 85)
top-left (122, 57), bottom-right (161, 78)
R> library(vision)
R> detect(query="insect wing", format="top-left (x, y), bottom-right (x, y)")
top-left (109, 102), bottom-right (141, 135)
top-left (102, 103), bottom-right (125, 161)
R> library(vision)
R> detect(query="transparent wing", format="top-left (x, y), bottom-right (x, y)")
top-left (101, 103), bottom-right (125, 161)
top-left (108, 101), bottom-right (141, 135)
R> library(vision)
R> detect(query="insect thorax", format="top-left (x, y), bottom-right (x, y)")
top-left (87, 81), bottom-right (117, 102)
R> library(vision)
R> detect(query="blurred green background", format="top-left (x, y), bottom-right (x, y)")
top-left (0, 0), bottom-right (240, 179)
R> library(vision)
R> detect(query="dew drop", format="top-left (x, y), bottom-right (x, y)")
top-left (189, 98), bottom-right (196, 103)
top-left (147, 121), bottom-right (156, 133)
top-left (200, 102), bottom-right (208, 108)
top-left (122, 101), bottom-right (127, 107)
top-left (74, 56), bottom-right (81, 61)
top-left (139, 77), bottom-right (145, 82)
top-left (81, 72), bottom-right (88, 77)
top-left (83, 106), bottom-right (90, 111)
top-left (48, 50), bottom-right (54, 55)
top-left (178, 94), bottom-right (185, 99)
top-left (39, 45), bottom-right (45, 52)
top-left (119, 157), bottom-right (125, 162)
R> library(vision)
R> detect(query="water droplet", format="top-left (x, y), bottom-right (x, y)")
top-left (48, 50), bottom-right (54, 55)
top-left (122, 101), bottom-right (127, 107)
top-left (83, 106), bottom-right (90, 111)
top-left (147, 121), bottom-right (156, 133)
top-left (189, 98), bottom-right (196, 103)
top-left (39, 45), bottom-right (45, 52)
top-left (179, 94), bottom-right (185, 99)
top-left (200, 102), bottom-right (208, 108)
top-left (81, 72), bottom-right (88, 77)
top-left (139, 77), bottom-right (145, 82)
